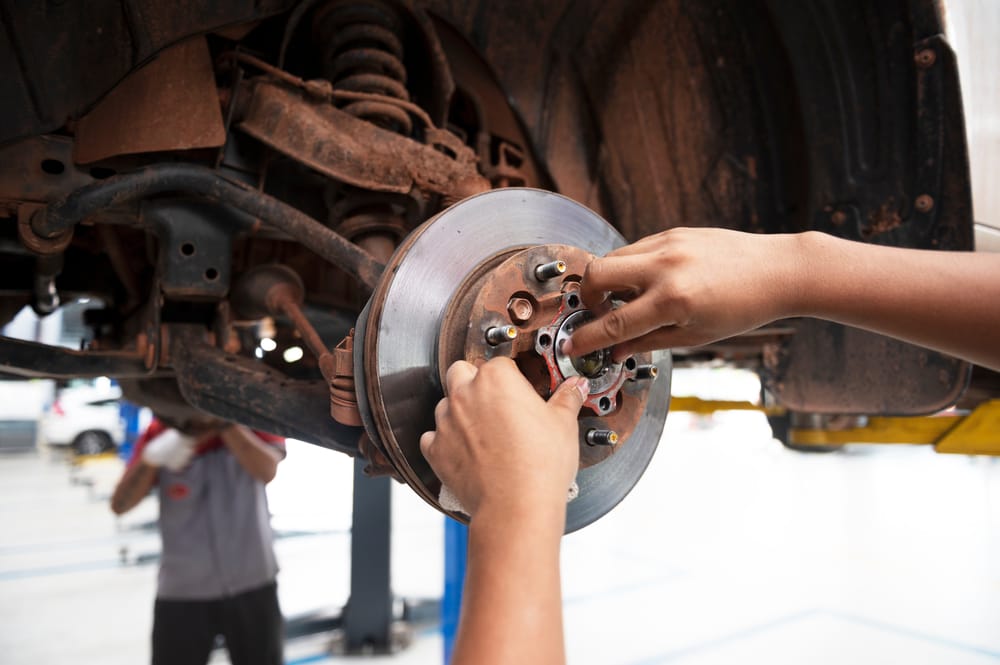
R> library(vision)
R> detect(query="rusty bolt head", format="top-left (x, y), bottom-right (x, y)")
top-left (915, 49), bottom-right (936, 68)
top-left (507, 297), bottom-right (534, 324)
top-left (915, 194), bottom-right (935, 213)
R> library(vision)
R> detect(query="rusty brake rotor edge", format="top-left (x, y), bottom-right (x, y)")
top-left (357, 188), bottom-right (672, 533)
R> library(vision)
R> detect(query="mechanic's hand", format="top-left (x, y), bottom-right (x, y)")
top-left (420, 358), bottom-right (589, 521)
top-left (566, 227), bottom-right (804, 359)
top-left (141, 430), bottom-right (198, 471)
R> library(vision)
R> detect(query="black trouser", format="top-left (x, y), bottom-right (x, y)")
top-left (152, 581), bottom-right (283, 665)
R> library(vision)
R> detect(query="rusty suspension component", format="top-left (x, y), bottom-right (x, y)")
top-left (314, 0), bottom-right (413, 134)
top-left (27, 164), bottom-right (384, 290)
top-left (231, 265), bottom-right (363, 426)
top-left (169, 325), bottom-right (362, 455)
top-left (312, 0), bottom-right (414, 290)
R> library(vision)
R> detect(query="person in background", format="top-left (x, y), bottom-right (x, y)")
top-left (421, 227), bottom-right (1000, 665)
top-left (111, 416), bottom-right (285, 665)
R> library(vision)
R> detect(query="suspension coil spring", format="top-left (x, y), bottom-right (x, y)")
top-left (313, 0), bottom-right (412, 134)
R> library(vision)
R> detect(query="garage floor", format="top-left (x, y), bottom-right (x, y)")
top-left (1, 377), bottom-right (999, 664)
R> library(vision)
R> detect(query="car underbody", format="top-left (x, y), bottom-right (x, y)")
top-left (0, 0), bottom-right (978, 526)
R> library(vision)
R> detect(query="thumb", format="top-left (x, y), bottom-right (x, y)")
top-left (548, 376), bottom-right (589, 417)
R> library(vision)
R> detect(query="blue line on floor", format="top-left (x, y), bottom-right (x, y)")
top-left (823, 610), bottom-right (1000, 661)
top-left (0, 559), bottom-right (121, 581)
top-left (285, 655), bottom-right (330, 665)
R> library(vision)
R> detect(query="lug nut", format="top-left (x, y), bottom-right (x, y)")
top-left (635, 364), bottom-right (659, 380)
top-left (585, 429), bottom-right (619, 446)
top-left (534, 260), bottom-right (567, 281)
top-left (485, 325), bottom-right (518, 346)
top-left (507, 297), bottom-right (534, 324)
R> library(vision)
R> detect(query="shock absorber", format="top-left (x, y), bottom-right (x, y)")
top-left (313, 0), bottom-right (412, 135)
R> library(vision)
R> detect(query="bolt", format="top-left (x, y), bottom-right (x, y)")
top-left (485, 325), bottom-right (518, 346)
top-left (915, 194), bottom-right (934, 213)
top-left (915, 48), bottom-right (936, 69)
top-left (534, 260), bottom-right (567, 281)
top-left (586, 429), bottom-right (619, 446)
top-left (635, 364), bottom-right (659, 380)
top-left (507, 297), bottom-right (534, 324)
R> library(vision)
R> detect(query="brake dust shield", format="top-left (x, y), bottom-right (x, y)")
top-left (355, 188), bottom-right (671, 533)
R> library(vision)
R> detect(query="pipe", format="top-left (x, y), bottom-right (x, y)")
top-left (29, 164), bottom-right (384, 290)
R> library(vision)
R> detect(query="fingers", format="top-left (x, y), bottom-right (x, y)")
top-left (419, 429), bottom-right (435, 458)
top-left (579, 256), bottom-right (650, 310)
top-left (607, 326), bottom-right (717, 361)
top-left (548, 376), bottom-right (589, 418)
top-left (566, 294), bottom-right (675, 357)
top-left (444, 359), bottom-right (478, 395)
top-left (601, 231), bottom-right (668, 257)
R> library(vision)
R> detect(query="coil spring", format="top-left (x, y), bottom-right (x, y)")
top-left (314, 0), bottom-right (412, 134)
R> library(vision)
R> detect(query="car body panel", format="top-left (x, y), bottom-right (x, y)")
top-left (40, 385), bottom-right (125, 448)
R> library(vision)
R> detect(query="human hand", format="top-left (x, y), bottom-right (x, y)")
top-left (141, 430), bottom-right (198, 471)
top-left (420, 358), bottom-right (589, 521)
top-left (566, 227), bottom-right (805, 359)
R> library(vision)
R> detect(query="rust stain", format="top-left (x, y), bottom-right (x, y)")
top-left (862, 200), bottom-right (902, 239)
top-left (74, 36), bottom-right (225, 164)
top-left (236, 80), bottom-right (488, 200)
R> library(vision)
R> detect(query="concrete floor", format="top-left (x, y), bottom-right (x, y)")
top-left (1, 376), bottom-right (999, 664)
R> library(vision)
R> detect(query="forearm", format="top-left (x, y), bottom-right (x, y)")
top-left (220, 424), bottom-right (282, 483)
top-left (788, 232), bottom-right (1000, 370)
top-left (452, 505), bottom-right (567, 665)
top-left (110, 462), bottom-right (157, 515)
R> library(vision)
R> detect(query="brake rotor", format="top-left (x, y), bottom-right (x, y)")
top-left (355, 188), bottom-right (671, 533)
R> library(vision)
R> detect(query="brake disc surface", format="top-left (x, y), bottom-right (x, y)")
top-left (357, 188), bottom-right (671, 533)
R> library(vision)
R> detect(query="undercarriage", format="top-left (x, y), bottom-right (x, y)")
top-left (0, 0), bottom-right (974, 527)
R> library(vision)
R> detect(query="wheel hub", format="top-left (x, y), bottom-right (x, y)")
top-left (355, 188), bottom-right (671, 532)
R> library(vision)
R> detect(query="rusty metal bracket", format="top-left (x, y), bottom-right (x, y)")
top-left (170, 325), bottom-right (362, 454)
top-left (28, 163), bottom-right (385, 289)
top-left (235, 80), bottom-right (489, 202)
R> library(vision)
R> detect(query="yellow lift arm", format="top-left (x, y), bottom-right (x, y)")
top-left (669, 397), bottom-right (1000, 456)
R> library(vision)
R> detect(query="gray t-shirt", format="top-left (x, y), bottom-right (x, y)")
top-left (155, 442), bottom-right (282, 600)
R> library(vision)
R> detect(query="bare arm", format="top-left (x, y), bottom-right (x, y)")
top-left (220, 424), bottom-right (283, 484)
top-left (793, 231), bottom-right (1000, 369)
top-left (420, 359), bottom-right (588, 665)
top-left (456, 502), bottom-right (566, 665)
top-left (110, 461), bottom-right (157, 515)
top-left (568, 228), bottom-right (1000, 371)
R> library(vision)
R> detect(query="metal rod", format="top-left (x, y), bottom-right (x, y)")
top-left (276, 299), bottom-right (336, 382)
top-left (29, 164), bottom-right (384, 289)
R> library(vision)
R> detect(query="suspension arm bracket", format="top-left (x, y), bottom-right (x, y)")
top-left (235, 80), bottom-right (489, 202)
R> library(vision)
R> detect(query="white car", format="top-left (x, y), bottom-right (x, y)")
top-left (40, 384), bottom-right (125, 455)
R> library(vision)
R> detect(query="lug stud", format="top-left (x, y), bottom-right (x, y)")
top-left (534, 260), bottom-right (567, 281)
top-left (585, 429), bottom-right (619, 446)
top-left (485, 325), bottom-right (518, 346)
top-left (635, 364), bottom-right (659, 380)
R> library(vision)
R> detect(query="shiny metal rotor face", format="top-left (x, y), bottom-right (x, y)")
top-left (361, 188), bottom-right (671, 533)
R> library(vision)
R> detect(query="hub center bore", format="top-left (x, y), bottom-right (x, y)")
top-left (437, 242), bottom-right (657, 469)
